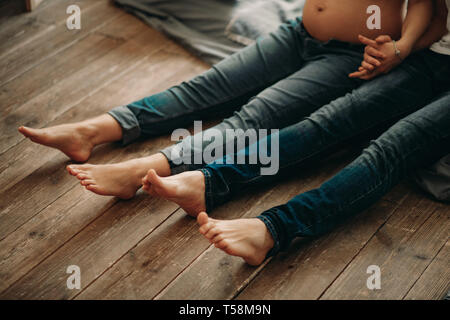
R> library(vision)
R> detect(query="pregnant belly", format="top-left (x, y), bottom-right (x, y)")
top-left (302, 0), bottom-right (404, 44)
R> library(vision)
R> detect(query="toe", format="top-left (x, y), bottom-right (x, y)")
top-left (210, 233), bottom-right (223, 243)
top-left (197, 212), bottom-right (209, 226)
top-left (18, 126), bottom-right (36, 138)
top-left (85, 184), bottom-right (102, 194)
top-left (81, 179), bottom-right (95, 186)
top-left (67, 165), bottom-right (81, 175)
top-left (205, 227), bottom-right (220, 240)
top-left (76, 173), bottom-right (88, 180)
top-left (215, 239), bottom-right (229, 250)
top-left (146, 169), bottom-right (164, 188)
top-left (199, 221), bottom-right (215, 235)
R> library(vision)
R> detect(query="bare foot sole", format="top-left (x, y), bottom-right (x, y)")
top-left (196, 212), bottom-right (274, 266)
top-left (18, 124), bottom-right (95, 162)
top-left (67, 159), bottom-right (148, 199)
top-left (142, 169), bottom-right (206, 217)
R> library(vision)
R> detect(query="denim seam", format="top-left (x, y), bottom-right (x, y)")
top-left (107, 107), bottom-right (142, 145)
top-left (294, 131), bottom-right (450, 237)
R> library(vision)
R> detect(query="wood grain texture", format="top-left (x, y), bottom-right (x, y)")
top-left (0, 0), bottom-right (448, 300)
top-left (404, 240), bottom-right (449, 300)
top-left (321, 194), bottom-right (449, 300)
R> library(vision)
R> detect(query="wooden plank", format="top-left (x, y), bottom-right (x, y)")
top-left (404, 240), bottom-right (449, 300)
top-left (0, 13), bottom-right (147, 121)
top-left (76, 153), bottom-right (354, 299)
top-left (26, 0), bottom-right (45, 11)
top-left (0, 0), bottom-right (101, 64)
top-left (1, 30), bottom-right (152, 152)
top-left (0, 53), bottom-right (209, 296)
top-left (320, 196), bottom-right (449, 300)
top-left (0, 21), bottom-right (166, 160)
top-left (0, 0), bottom-right (121, 86)
top-left (0, 193), bottom-right (180, 299)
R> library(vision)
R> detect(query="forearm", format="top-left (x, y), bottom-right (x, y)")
top-left (413, 0), bottom-right (448, 51)
top-left (397, 0), bottom-right (433, 55)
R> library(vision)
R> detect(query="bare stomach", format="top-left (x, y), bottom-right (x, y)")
top-left (302, 0), bottom-right (404, 43)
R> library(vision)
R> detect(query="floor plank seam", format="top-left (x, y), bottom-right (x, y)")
top-left (72, 206), bottom-right (183, 300)
top-left (0, 48), bottom-right (154, 157)
top-left (0, 196), bottom-right (119, 297)
top-left (0, 179), bottom-right (81, 242)
top-left (0, 2), bottom-right (123, 87)
top-left (153, 242), bottom-right (217, 300)
top-left (401, 241), bottom-right (447, 300)
top-left (317, 200), bottom-right (403, 300)
top-left (231, 257), bottom-right (274, 300)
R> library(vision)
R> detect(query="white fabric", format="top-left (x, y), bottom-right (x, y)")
top-left (430, 0), bottom-right (450, 55)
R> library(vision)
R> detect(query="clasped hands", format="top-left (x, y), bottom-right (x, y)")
top-left (349, 34), bottom-right (411, 80)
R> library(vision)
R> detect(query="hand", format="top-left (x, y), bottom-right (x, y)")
top-left (349, 35), bottom-right (411, 80)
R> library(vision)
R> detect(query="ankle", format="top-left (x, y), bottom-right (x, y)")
top-left (76, 122), bottom-right (100, 146)
top-left (256, 219), bottom-right (275, 252)
top-left (81, 114), bottom-right (124, 145)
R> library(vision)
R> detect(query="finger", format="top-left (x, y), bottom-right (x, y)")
top-left (364, 53), bottom-right (381, 67)
top-left (349, 70), bottom-right (367, 78)
top-left (376, 35), bottom-right (392, 44)
top-left (358, 34), bottom-right (378, 47)
top-left (362, 61), bottom-right (375, 71)
top-left (366, 46), bottom-right (387, 59)
top-left (363, 69), bottom-right (382, 80)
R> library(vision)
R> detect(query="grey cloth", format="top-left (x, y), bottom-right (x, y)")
top-left (414, 154), bottom-right (450, 202)
top-left (114, 0), bottom-right (246, 64)
top-left (225, 0), bottom-right (305, 45)
top-left (114, 0), bottom-right (304, 64)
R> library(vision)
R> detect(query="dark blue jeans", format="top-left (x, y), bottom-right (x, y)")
top-left (108, 18), bottom-right (365, 173)
top-left (200, 49), bottom-right (450, 256)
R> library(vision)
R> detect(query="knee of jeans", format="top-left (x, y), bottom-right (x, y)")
top-left (224, 103), bottom-right (268, 131)
top-left (362, 126), bottom-right (412, 174)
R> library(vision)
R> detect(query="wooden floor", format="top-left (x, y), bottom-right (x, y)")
top-left (0, 0), bottom-right (448, 300)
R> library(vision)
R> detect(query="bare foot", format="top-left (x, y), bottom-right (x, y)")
top-left (18, 114), bottom-right (123, 162)
top-left (18, 123), bottom-right (96, 162)
top-left (197, 212), bottom-right (274, 266)
top-left (142, 169), bottom-right (206, 216)
top-left (67, 159), bottom-right (150, 199)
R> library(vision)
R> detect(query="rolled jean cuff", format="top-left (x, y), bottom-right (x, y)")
top-left (256, 214), bottom-right (281, 257)
top-left (160, 145), bottom-right (199, 175)
top-left (199, 168), bottom-right (214, 213)
top-left (108, 105), bottom-right (141, 145)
